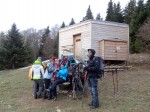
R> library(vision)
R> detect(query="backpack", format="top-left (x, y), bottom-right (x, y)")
top-left (46, 63), bottom-right (54, 73)
top-left (28, 67), bottom-right (33, 80)
top-left (93, 56), bottom-right (104, 79)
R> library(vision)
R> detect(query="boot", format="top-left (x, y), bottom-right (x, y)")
top-left (43, 90), bottom-right (46, 99)
top-left (88, 102), bottom-right (93, 106)
top-left (48, 89), bottom-right (52, 100)
top-left (89, 105), bottom-right (99, 109)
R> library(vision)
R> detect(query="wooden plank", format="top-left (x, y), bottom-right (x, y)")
top-left (59, 23), bottom-right (91, 58)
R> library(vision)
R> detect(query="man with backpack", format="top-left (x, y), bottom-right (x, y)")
top-left (84, 49), bottom-right (101, 109)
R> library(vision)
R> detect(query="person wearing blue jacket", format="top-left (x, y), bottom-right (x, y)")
top-left (67, 54), bottom-right (76, 67)
top-left (48, 63), bottom-right (68, 101)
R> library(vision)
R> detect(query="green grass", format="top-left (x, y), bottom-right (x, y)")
top-left (0, 65), bottom-right (150, 112)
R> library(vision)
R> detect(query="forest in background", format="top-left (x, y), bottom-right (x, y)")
top-left (0, 0), bottom-right (149, 69)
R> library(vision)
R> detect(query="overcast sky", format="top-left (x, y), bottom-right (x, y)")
top-left (0, 0), bottom-right (145, 32)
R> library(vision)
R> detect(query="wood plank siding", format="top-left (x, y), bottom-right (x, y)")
top-left (91, 21), bottom-right (129, 58)
top-left (99, 39), bottom-right (128, 60)
top-left (59, 20), bottom-right (129, 61)
top-left (59, 21), bottom-right (91, 60)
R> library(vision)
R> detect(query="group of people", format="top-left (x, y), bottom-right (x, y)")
top-left (31, 49), bottom-right (100, 109)
top-left (31, 55), bottom-right (77, 101)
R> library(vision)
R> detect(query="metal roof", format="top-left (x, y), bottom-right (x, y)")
top-left (59, 20), bottom-right (129, 32)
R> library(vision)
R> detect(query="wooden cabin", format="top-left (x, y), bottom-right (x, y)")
top-left (99, 39), bottom-right (128, 61)
top-left (59, 20), bottom-right (129, 61)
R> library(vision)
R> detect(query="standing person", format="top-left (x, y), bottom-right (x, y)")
top-left (42, 64), bottom-right (52, 99)
top-left (32, 60), bottom-right (44, 99)
top-left (84, 49), bottom-right (100, 109)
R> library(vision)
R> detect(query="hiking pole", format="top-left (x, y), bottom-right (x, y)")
top-left (82, 85), bottom-right (85, 108)
top-left (72, 76), bottom-right (76, 99)
top-left (82, 70), bottom-right (87, 108)
top-left (72, 64), bottom-right (77, 100)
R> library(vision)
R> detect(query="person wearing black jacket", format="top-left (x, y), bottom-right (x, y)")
top-left (84, 49), bottom-right (99, 109)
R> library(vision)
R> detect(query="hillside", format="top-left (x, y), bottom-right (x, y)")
top-left (0, 54), bottom-right (150, 112)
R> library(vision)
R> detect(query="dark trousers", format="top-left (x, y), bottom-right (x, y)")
top-left (88, 78), bottom-right (99, 107)
top-left (33, 79), bottom-right (44, 98)
top-left (43, 79), bottom-right (51, 98)
top-left (49, 78), bottom-right (66, 98)
top-left (43, 79), bottom-right (51, 89)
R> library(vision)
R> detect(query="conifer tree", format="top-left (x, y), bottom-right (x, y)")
top-left (0, 23), bottom-right (30, 68)
top-left (96, 13), bottom-right (103, 20)
top-left (61, 22), bottom-right (66, 28)
top-left (106, 0), bottom-right (114, 21)
top-left (123, 0), bottom-right (136, 24)
top-left (85, 5), bottom-right (94, 20)
top-left (38, 26), bottom-right (50, 58)
top-left (115, 2), bottom-right (124, 23)
top-left (69, 18), bottom-right (75, 26)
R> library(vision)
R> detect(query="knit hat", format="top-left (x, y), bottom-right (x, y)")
top-left (51, 57), bottom-right (55, 61)
top-left (88, 49), bottom-right (96, 56)
top-left (68, 54), bottom-right (73, 60)
top-left (34, 60), bottom-right (41, 65)
top-left (37, 57), bottom-right (42, 61)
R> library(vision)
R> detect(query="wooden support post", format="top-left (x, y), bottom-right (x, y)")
top-left (112, 70), bottom-right (116, 94)
top-left (115, 68), bottom-right (119, 92)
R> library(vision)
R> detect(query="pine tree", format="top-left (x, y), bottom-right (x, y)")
top-left (106, 1), bottom-right (123, 22)
top-left (61, 22), bottom-right (66, 28)
top-left (53, 32), bottom-right (59, 57)
top-left (106, 0), bottom-right (114, 21)
top-left (115, 2), bottom-right (124, 22)
top-left (113, 3), bottom-right (117, 21)
top-left (130, 0), bottom-right (147, 53)
top-left (24, 41), bottom-right (34, 64)
top-left (0, 32), bottom-right (5, 39)
top-left (96, 13), bottom-right (103, 20)
top-left (84, 5), bottom-right (94, 20)
top-left (130, 0), bottom-right (147, 36)
top-left (0, 23), bottom-right (30, 68)
top-left (0, 32), bottom-right (6, 69)
top-left (123, 0), bottom-right (136, 24)
top-left (38, 26), bottom-right (50, 58)
top-left (146, 0), bottom-right (150, 18)
top-left (43, 36), bottom-right (52, 60)
top-left (69, 18), bottom-right (75, 26)
top-left (0, 32), bottom-right (5, 45)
